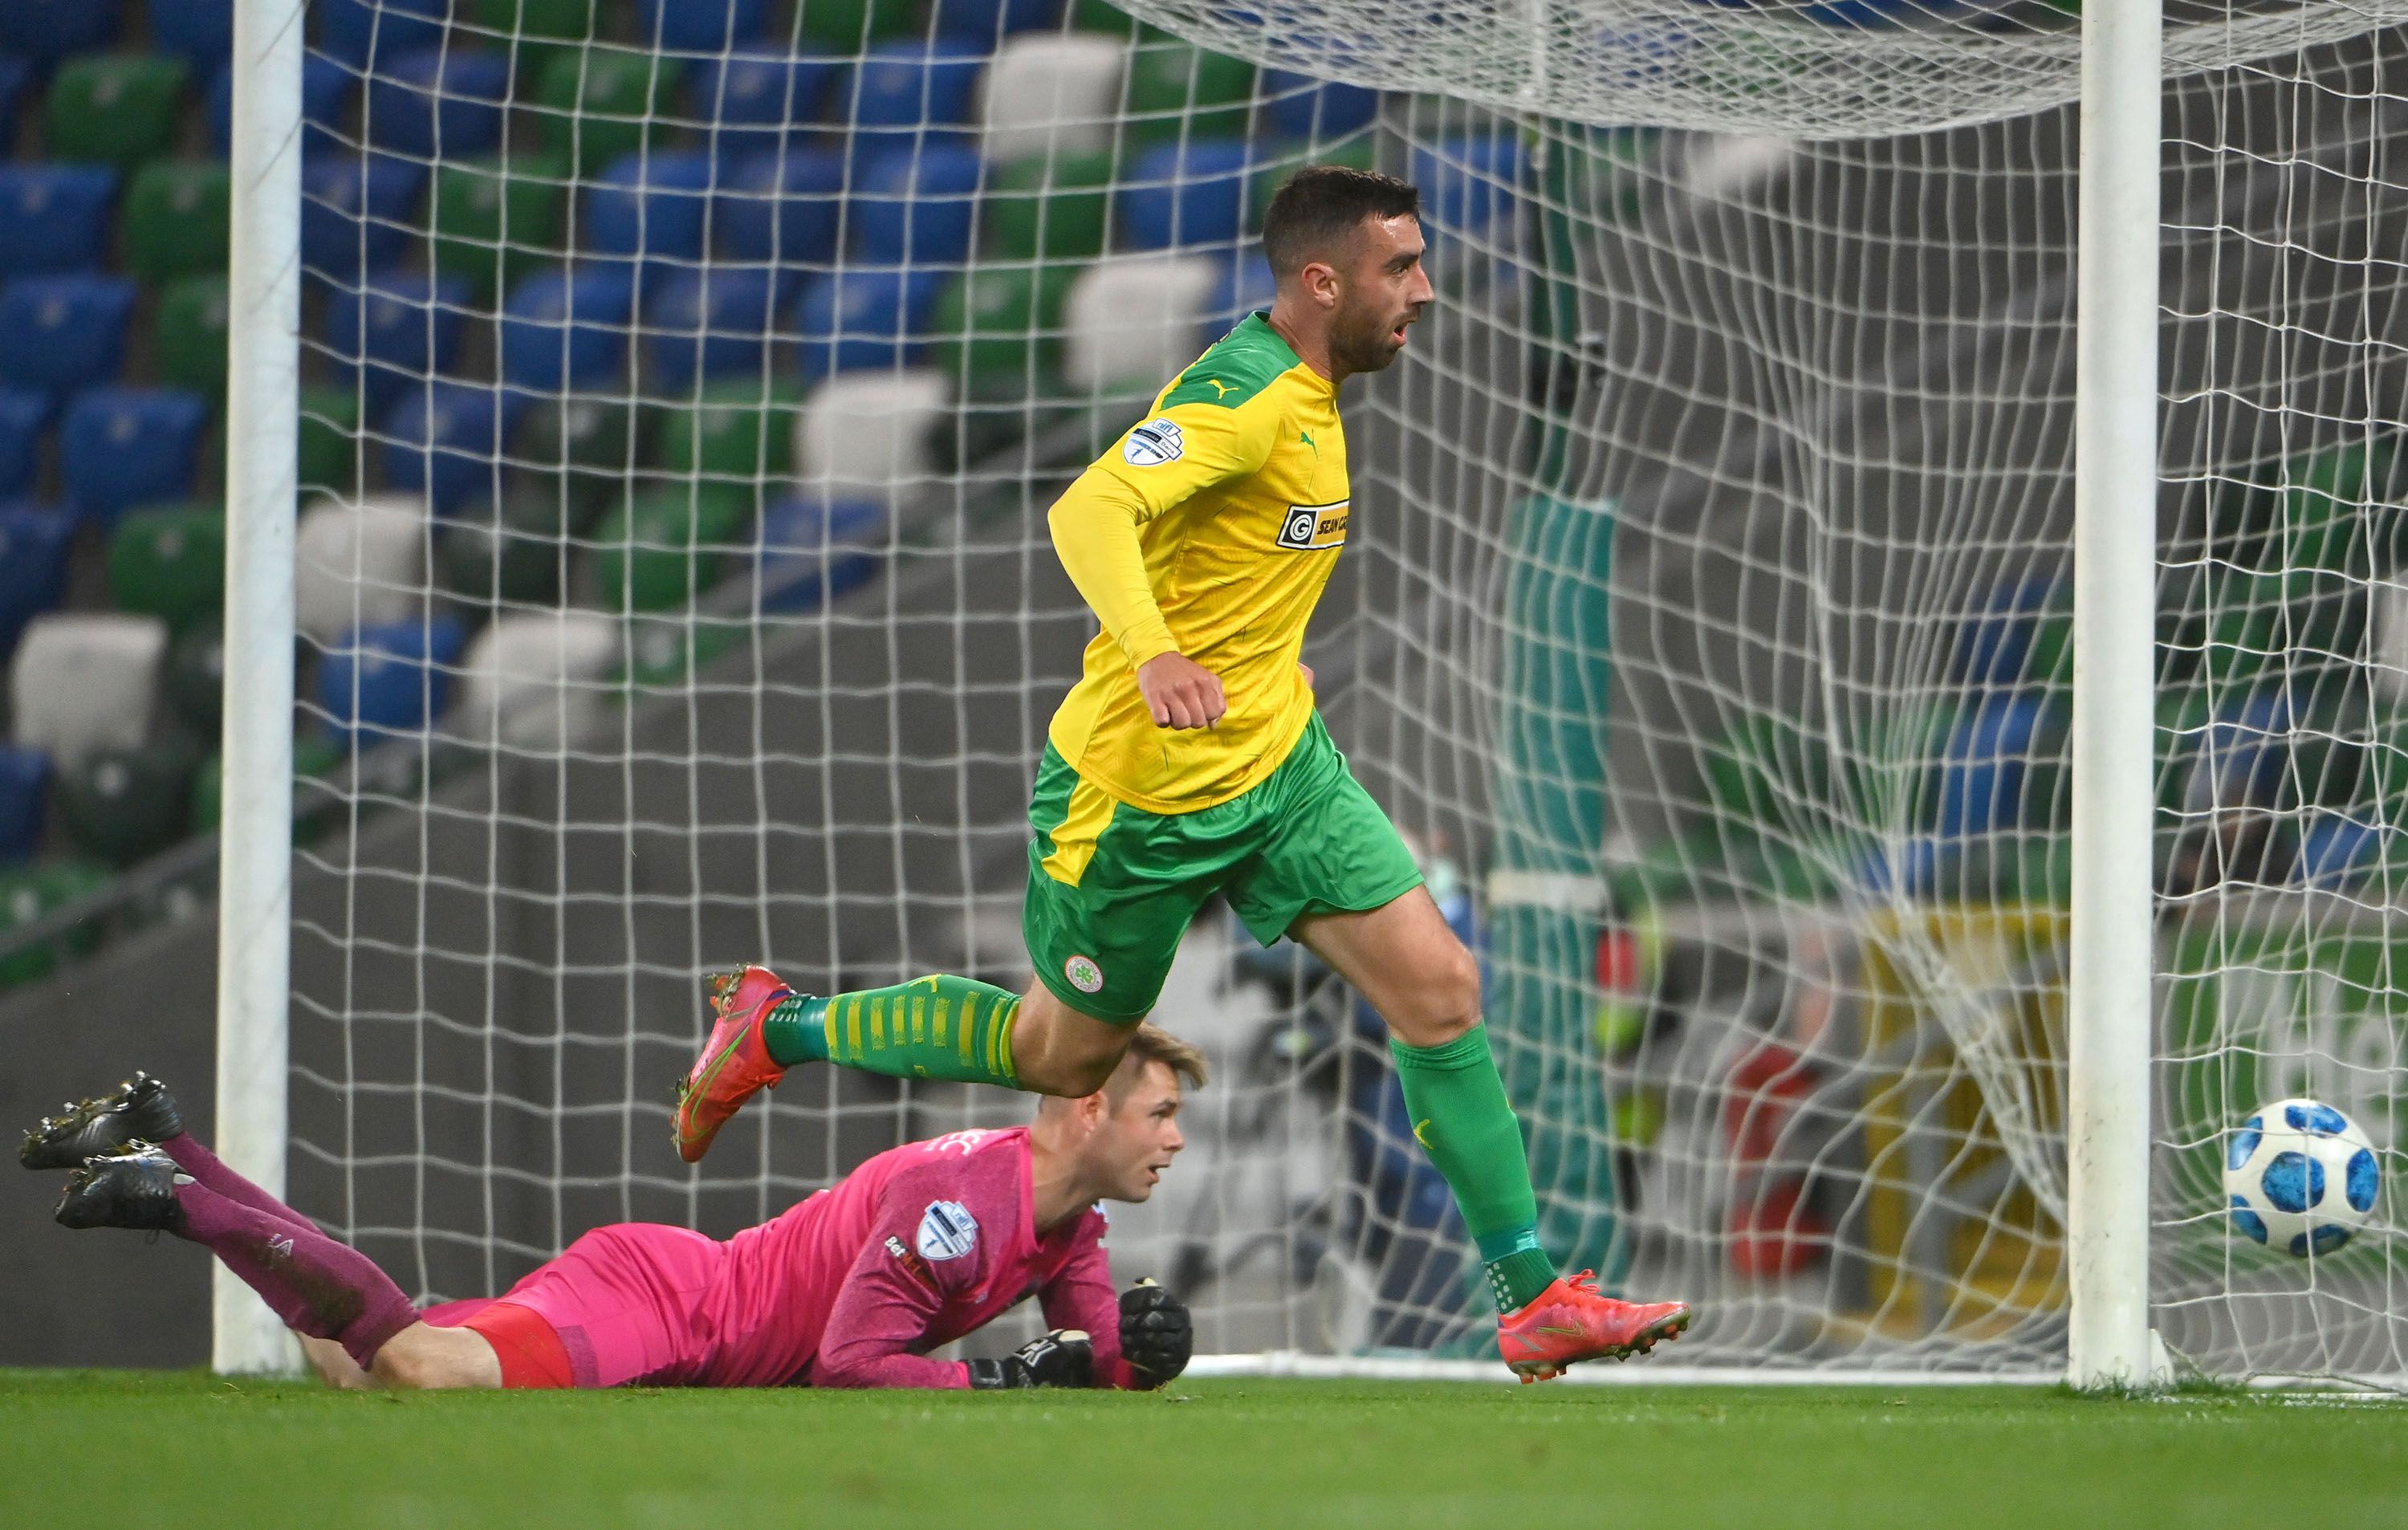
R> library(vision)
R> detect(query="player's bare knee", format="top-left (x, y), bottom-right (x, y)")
top-left (1386, 946), bottom-right (1483, 1047)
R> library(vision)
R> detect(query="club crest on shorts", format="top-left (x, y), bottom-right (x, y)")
top-left (1064, 954), bottom-right (1104, 994)
top-left (1121, 418), bottom-right (1184, 466)
top-left (917, 1200), bottom-right (978, 1261)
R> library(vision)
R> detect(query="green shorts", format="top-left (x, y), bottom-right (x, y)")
top-left (1023, 714), bottom-right (1425, 1022)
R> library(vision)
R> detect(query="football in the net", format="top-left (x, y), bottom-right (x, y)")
top-left (2223, 1097), bottom-right (2380, 1256)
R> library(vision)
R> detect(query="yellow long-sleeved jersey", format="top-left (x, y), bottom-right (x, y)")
top-left (1045, 312), bottom-right (1348, 813)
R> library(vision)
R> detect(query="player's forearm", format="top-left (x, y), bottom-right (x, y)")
top-left (811, 1346), bottom-right (971, 1390)
top-left (1048, 468), bottom-right (1179, 668)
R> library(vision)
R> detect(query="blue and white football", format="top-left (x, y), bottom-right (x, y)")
top-left (2223, 1097), bottom-right (2381, 1257)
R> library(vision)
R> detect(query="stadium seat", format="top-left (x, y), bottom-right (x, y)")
top-left (641, 265), bottom-right (791, 396)
top-left (161, 621), bottom-right (222, 734)
top-left (498, 266), bottom-right (638, 393)
top-left (853, 144), bottom-right (984, 267)
top-left (982, 150), bottom-right (1112, 260)
top-left (0, 393), bottom-right (43, 499)
top-left (1121, 140), bottom-right (1253, 250)
top-left (452, 608), bottom-right (620, 752)
top-left (1121, 41), bottom-right (1255, 144)
top-left (0, 1), bottom-right (120, 75)
top-left (46, 53), bottom-right (189, 173)
top-left (365, 47), bottom-right (510, 160)
top-left (932, 0), bottom-right (1060, 41)
top-left (0, 275), bottom-right (136, 403)
top-left (429, 154), bottom-right (570, 306)
top-left (300, 153), bottom-right (429, 288)
top-left (61, 388), bottom-right (209, 526)
top-left (0, 57), bottom-right (26, 153)
top-left (634, 0), bottom-right (767, 53)
top-left (435, 494), bottom-right (571, 610)
top-left (208, 53), bottom-right (352, 158)
top-left (1201, 250), bottom-right (1276, 339)
top-left (532, 47), bottom-right (682, 178)
top-left (0, 503), bottom-right (74, 663)
top-left (316, 615), bottom-right (467, 751)
top-left (653, 380), bottom-right (802, 481)
top-left (57, 740), bottom-right (199, 866)
top-left (592, 486), bottom-right (751, 613)
top-left (0, 747), bottom-right (47, 864)
top-left (508, 393), bottom-right (638, 524)
top-left (714, 148), bottom-right (848, 267)
top-left (979, 34), bottom-right (1125, 164)
top-left (757, 493), bottom-right (882, 612)
top-left (382, 384), bottom-right (524, 513)
top-left (149, 0), bottom-right (236, 73)
top-left (1061, 252), bottom-right (1221, 391)
top-left (470, 0), bottom-right (601, 77)
top-left (318, 0), bottom-right (449, 70)
top-left (8, 612), bottom-right (169, 768)
top-left (1410, 136), bottom-right (1524, 248)
top-left (2296, 811), bottom-right (2386, 890)
top-left (1066, 0), bottom-right (1167, 37)
top-left (298, 385), bottom-right (362, 497)
top-left (583, 151), bottom-right (717, 268)
top-left (0, 859), bottom-right (110, 990)
top-left (1263, 68), bottom-right (1379, 139)
top-left (294, 492), bottom-right (430, 645)
top-left (927, 262), bottom-right (1073, 388)
top-left (794, 0), bottom-right (919, 51)
top-left (155, 275), bottom-right (230, 400)
top-left (0, 165), bottom-right (117, 277)
top-left (689, 53), bottom-right (839, 169)
top-left (107, 501), bottom-right (226, 631)
top-left (792, 266), bottom-right (947, 383)
top-left (840, 40), bottom-right (987, 162)
top-left (326, 268), bottom-right (474, 416)
top-left (120, 161), bottom-right (233, 284)
top-left (1937, 696), bottom-right (2064, 840)
top-left (794, 369), bottom-right (948, 504)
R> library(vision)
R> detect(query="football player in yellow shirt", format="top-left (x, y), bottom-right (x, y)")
top-left (674, 167), bottom-right (1690, 1379)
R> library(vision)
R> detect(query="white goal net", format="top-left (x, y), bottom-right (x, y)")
top-left (279, 0), bottom-right (2405, 1381)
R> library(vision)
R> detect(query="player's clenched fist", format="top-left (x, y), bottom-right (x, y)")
top-left (967, 1329), bottom-right (1094, 1389)
top-left (1137, 652), bottom-right (1226, 730)
top-left (1118, 1280), bottom-right (1193, 1387)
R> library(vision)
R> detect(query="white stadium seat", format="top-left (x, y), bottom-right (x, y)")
top-left (295, 493), bottom-right (430, 646)
top-left (978, 35), bottom-right (1127, 164)
top-left (451, 610), bottom-right (620, 755)
top-left (794, 369), bottom-right (950, 505)
top-left (1062, 252), bottom-right (1223, 393)
top-left (9, 612), bottom-right (169, 767)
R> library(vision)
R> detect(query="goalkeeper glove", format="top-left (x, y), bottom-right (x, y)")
top-left (1119, 1279), bottom-right (1193, 1388)
top-left (966, 1329), bottom-right (1093, 1390)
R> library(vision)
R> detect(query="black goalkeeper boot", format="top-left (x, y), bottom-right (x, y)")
top-left (54, 1144), bottom-right (186, 1232)
top-left (20, 1072), bottom-right (185, 1170)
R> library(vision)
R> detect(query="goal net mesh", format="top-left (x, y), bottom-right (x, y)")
top-left (283, 0), bottom-right (2405, 1381)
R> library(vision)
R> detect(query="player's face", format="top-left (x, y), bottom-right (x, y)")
top-left (1089, 1061), bottom-right (1186, 1202)
top-left (1330, 214), bottom-right (1434, 375)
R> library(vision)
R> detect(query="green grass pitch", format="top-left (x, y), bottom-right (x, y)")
top-left (3, 1370), bottom-right (2402, 1529)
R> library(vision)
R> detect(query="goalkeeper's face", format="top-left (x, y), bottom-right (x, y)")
top-left (1082, 1060), bottom-right (1187, 1203)
top-left (1330, 213), bottom-right (1434, 375)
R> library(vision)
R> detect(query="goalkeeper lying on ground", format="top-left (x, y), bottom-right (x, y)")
top-left (22, 1023), bottom-right (1202, 1392)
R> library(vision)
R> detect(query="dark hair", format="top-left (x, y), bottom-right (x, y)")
top-left (1261, 165), bottom-right (1421, 279)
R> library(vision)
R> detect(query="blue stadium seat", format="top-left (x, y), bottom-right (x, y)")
top-left (0, 275), bottom-right (136, 404)
top-left (61, 388), bottom-right (209, 527)
top-left (1202, 252), bottom-right (1276, 339)
top-left (840, 40), bottom-right (986, 162)
top-left (150, 0), bottom-right (235, 73)
top-left (1409, 136), bottom-right (1523, 248)
top-left (316, 615), bottom-right (466, 752)
top-left (0, 503), bottom-right (73, 665)
top-left (0, 745), bottom-right (46, 863)
top-left (689, 53), bottom-right (839, 169)
top-left (0, 0), bottom-right (120, 74)
top-left (642, 265), bottom-right (791, 395)
top-left (1954, 577), bottom-right (2060, 686)
top-left (318, 0), bottom-right (448, 71)
top-left (366, 48), bottom-right (511, 160)
top-left (929, 0), bottom-right (1060, 41)
top-left (1122, 140), bottom-right (1253, 250)
top-left (715, 148), bottom-right (848, 267)
top-left (209, 54), bottom-right (350, 157)
top-left (1937, 696), bottom-right (2057, 840)
top-left (383, 383), bottom-right (525, 514)
top-left (2296, 812), bottom-right (2386, 889)
top-left (1263, 70), bottom-right (1379, 139)
top-left (499, 266), bottom-right (638, 393)
top-left (793, 266), bottom-right (946, 382)
top-left (584, 151), bottom-right (716, 274)
top-left (852, 144), bottom-right (982, 267)
top-left (636, 0), bottom-right (768, 53)
top-left (300, 153), bottom-right (428, 289)
top-left (325, 269), bottom-right (474, 417)
top-left (0, 393), bottom-right (44, 498)
top-left (0, 166), bottom-right (116, 277)
top-left (758, 494), bottom-right (882, 612)
top-left (0, 55), bottom-right (29, 150)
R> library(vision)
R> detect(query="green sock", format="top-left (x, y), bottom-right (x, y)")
top-left (760, 975), bottom-right (1023, 1088)
top-left (1389, 1024), bottom-right (1556, 1314)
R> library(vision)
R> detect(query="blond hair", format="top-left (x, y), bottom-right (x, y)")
top-left (1119, 1022), bottom-right (1208, 1093)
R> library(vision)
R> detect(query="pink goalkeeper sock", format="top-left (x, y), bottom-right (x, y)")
top-left (173, 1179), bottom-right (418, 1369)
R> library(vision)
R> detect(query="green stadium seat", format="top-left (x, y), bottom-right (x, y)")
top-left (592, 486), bottom-right (750, 613)
top-left (121, 161), bottom-right (232, 284)
top-left (795, 0), bottom-right (920, 51)
top-left (471, 0), bottom-right (601, 81)
top-left (1066, 0), bottom-right (1171, 39)
top-left (429, 155), bottom-right (569, 306)
top-left (0, 860), bottom-right (112, 990)
top-left (437, 494), bottom-right (571, 611)
top-left (982, 152), bottom-right (1113, 261)
top-left (163, 621), bottom-right (223, 735)
top-left (532, 48), bottom-right (682, 179)
top-left (58, 740), bottom-right (200, 867)
top-left (46, 54), bottom-right (190, 173)
top-left (935, 370), bottom-right (1078, 474)
top-left (928, 263), bottom-right (1075, 389)
top-left (653, 381), bottom-right (800, 483)
top-left (155, 275), bottom-right (230, 400)
top-left (298, 385), bottom-right (362, 498)
top-left (510, 393), bottom-right (642, 527)
top-left (108, 501), bottom-right (226, 630)
top-left (1121, 42), bottom-right (1254, 145)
